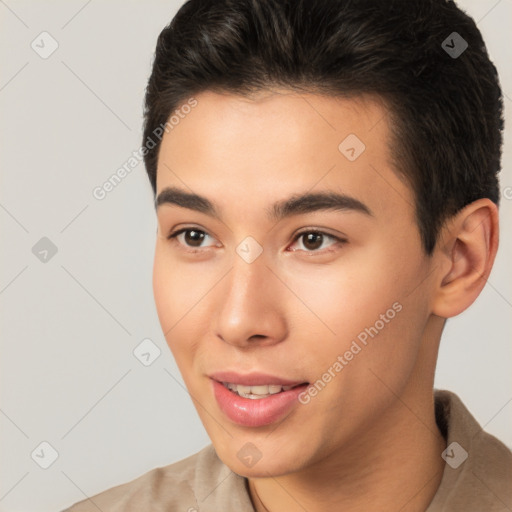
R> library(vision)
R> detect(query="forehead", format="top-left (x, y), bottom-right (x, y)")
top-left (158, 89), bottom-right (389, 163)
top-left (155, 89), bottom-right (413, 221)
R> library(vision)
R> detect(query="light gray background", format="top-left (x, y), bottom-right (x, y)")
top-left (0, 1), bottom-right (511, 511)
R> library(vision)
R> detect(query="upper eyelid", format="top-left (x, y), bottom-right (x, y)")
top-left (167, 225), bottom-right (215, 238)
top-left (293, 228), bottom-right (343, 239)
top-left (168, 227), bottom-right (218, 243)
top-left (168, 226), bottom-right (340, 239)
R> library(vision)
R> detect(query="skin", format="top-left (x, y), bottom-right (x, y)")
top-left (152, 89), bottom-right (498, 511)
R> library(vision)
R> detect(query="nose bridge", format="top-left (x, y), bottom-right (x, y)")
top-left (213, 248), bottom-right (287, 346)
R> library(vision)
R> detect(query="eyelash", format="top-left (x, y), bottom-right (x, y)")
top-left (166, 227), bottom-right (347, 254)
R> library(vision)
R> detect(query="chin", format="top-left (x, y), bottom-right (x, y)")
top-left (214, 441), bottom-right (307, 478)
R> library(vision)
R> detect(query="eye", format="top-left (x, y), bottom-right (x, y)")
top-left (288, 230), bottom-right (346, 253)
top-left (167, 227), bottom-right (220, 251)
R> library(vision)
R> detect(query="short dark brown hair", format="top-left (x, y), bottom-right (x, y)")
top-left (142, 0), bottom-right (503, 254)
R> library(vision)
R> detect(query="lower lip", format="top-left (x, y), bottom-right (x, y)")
top-left (212, 380), bottom-right (308, 427)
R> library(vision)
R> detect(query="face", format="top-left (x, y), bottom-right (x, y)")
top-left (153, 90), bottom-right (438, 477)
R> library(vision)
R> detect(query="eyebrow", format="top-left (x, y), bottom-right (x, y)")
top-left (155, 186), bottom-right (373, 221)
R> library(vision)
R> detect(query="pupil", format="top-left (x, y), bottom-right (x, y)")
top-left (304, 233), bottom-right (322, 250)
top-left (185, 230), bottom-right (204, 247)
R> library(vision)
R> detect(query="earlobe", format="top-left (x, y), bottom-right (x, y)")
top-left (432, 198), bottom-right (499, 318)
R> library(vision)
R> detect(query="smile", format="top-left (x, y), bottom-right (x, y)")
top-left (211, 374), bottom-right (310, 427)
top-left (222, 382), bottom-right (296, 399)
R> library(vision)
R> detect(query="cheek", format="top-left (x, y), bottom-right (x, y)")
top-left (152, 249), bottom-right (178, 334)
top-left (285, 255), bottom-right (405, 340)
top-left (152, 248), bottom-right (199, 359)
top-left (152, 246), bottom-right (223, 374)
top-left (152, 246), bottom-right (210, 332)
top-left (288, 241), bottom-right (429, 381)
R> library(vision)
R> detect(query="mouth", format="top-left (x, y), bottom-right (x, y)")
top-left (221, 382), bottom-right (307, 399)
top-left (209, 372), bottom-right (310, 427)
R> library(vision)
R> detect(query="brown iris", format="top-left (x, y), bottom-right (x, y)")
top-left (184, 230), bottom-right (205, 247)
top-left (301, 232), bottom-right (324, 251)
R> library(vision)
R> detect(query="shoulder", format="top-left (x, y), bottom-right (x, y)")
top-left (61, 444), bottom-right (253, 512)
top-left (428, 390), bottom-right (512, 511)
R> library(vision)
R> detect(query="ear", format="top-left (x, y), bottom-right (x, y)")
top-left (431, 198), bottom-right (499, 318)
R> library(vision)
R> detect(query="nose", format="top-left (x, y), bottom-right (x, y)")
top-left (213, 252), bottom-right (288, 348)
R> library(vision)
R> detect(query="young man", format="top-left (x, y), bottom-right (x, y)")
top-left (64, 0), bottom-right (511, 510)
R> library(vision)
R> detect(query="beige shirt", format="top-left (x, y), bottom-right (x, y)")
top-left (62, 390), bottom-right (512, 511)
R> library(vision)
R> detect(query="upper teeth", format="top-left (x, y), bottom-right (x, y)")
top-left (223, 382), bottom-right (293, 399)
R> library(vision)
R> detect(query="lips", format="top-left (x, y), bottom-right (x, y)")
top-left (209, 371), bottom-right (306, 387)
top-left (209, 372), bottom-right (309, 427)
